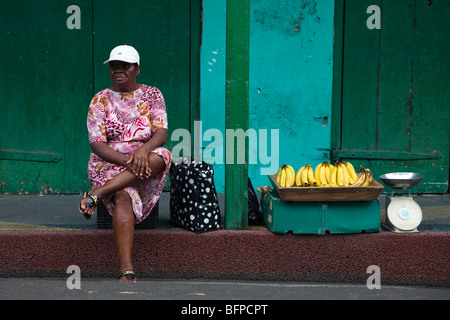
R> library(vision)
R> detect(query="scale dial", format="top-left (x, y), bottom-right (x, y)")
top-left (387, 197), bottom-right (422, 231)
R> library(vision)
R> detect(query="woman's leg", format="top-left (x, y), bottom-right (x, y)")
top-left (113, 189), bottom-right (136, 281)
top-left (80, 153), bottom-right (166, 215)
top-left (80, 153), bottom-right (166, 282)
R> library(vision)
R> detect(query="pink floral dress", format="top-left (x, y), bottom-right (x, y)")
top-left (87, 85), bottom-right (171, 224)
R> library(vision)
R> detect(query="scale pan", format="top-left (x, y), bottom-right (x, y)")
top-left (379, 172), bottom-right (424, 190)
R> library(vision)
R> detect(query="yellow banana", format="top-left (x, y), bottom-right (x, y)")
top-left (319, 162), bottom-right (328, 186)
top-left (301, 164), bottom-right (310, 186)
top-left (361, 173), bottom-right (370, 186)
top-left (367, 169), bottom-right (373, 184)
top-left (336, 162), bottom-right (344, 186)
top-left (285, 164), bottom-right (296, 187)
top-left (344, 161), bottom-right (358, 183)
top-left (282, 165), bottom-right (290, 187)
top-left (329, 163), bottom-right (338, 185)
top-left (329, 183), bottom-right (338, 187)
top-left (280, 166), bottom-right (287, 187)
top-left (276, 166), bottom-right (282, 184)
top-left (286, 164), bottom-right (295, 175)
top-left (326, 162), bottom-right (333, 183)
top-left (314, 163), bottom-right (322, 185)
top-left (307, 164), bottom-right (317, 186)
top-left (362, 169), bottom-right (373, 186)
top-left (324, 183), bottom-right (338, 187)
top-left (350, 169), bottom-right (366, 187)
top-left (295, 166), bottom-right (305, 187)
top-left (341, 163), bottom-right (350, 186)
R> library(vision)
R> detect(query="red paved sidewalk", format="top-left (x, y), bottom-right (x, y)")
top-left (0, 229), bottom-right (449, 287)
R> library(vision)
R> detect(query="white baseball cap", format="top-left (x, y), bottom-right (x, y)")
top-left (103, 45), bottom-right (140, 65)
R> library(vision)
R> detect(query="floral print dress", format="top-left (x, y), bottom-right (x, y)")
top-left (87, 85), bottom-right (171, 224)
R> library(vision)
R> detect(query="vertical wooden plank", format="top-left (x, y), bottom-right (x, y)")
top-left (377, 1), bottom-right (414, 154)
top-left (340, 0), bottom-right (382, 152)
top-left (225, 0), bottom-right (249, 230)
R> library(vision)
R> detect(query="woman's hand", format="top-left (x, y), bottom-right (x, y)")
top-left (123, 154), bottom-right (136, 174)
top-left (126, 130), bottom-right (167, 179)
top-left (127, 146), bottom-right (152, 179)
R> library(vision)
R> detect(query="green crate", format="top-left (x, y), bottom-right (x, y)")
top-left (260, 191), bottom-right (380, 234)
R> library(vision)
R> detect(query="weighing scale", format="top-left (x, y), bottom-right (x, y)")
top-left (379, 172), bottom-right (424, 233)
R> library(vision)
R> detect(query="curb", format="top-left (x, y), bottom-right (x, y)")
top-left (1, 229), bottom-right (449, 287)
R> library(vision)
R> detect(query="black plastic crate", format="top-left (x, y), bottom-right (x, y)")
top-left (97, 201), bottom-right (159, 230)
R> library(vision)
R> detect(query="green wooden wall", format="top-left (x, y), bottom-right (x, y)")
top-left (332, 0), bottom-right (450, 193)
top-left (1, 0), bottom-right (449, 195)
top-left (0, 0), bottom-right (195, 194)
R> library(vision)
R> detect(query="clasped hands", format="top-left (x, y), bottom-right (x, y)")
top-left (125, 147), bottom-right (152, 179)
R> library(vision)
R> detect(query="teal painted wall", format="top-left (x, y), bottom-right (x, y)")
top-left (200, 0), bottom-right (227, 192)
top-left (200, 0), bottom-right (335, 192)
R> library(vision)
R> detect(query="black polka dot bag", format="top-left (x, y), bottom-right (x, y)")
top-left (169, 158), bottom-right (222, 233)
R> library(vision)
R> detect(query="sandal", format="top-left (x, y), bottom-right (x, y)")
top-left (118, 270), bottom-right (137, 282)
top-left (79, 193), bottom-right (99, 220)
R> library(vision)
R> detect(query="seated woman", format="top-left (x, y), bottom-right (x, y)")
top-left (79, 45), bottom-right (171, 282)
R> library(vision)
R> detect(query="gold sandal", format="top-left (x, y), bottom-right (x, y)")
top-left (118, 270), bottom-right (137, 282)
top-left (79, 193), bottom-right (99, 220)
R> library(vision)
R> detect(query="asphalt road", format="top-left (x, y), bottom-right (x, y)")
top-left (0, 278), bottom-right (448, 301)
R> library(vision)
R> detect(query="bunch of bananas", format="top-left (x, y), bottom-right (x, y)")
top-left (325, 161), bottom-right (372, 187)
top-left (276, 164), bottom-right (296, 187)
top-left (295, 163), bottom-right (319, 187)
top-left (275, 161), bottom-right (374, 188)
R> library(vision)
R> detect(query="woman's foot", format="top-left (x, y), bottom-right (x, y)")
top-left (118, 270), bottom-right (138, 282)
top-left (79, 193), bottom-right (99, 219)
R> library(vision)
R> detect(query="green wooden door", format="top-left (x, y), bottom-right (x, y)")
top-left (0, 0), bottom-right (93, 194)
top-left (0, 0), bottom-right (195, 194)
top-left (332, 0), bottom-right (450, 193)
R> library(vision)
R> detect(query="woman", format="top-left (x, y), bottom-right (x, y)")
top-left (79, 45), bottom-right (171, 282)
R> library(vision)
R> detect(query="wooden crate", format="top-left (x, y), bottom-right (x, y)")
top-left (268, 175), bottom-right (383, 202)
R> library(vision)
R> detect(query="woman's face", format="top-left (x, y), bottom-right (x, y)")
top-left (109, 61), bottom-right (140, 88)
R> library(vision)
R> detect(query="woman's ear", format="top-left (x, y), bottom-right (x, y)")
top-left (135, 65), bottom-right (141, 77)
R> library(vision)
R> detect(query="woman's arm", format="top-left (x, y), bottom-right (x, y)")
top-left (90, 141), bottom-right (131, 170)
top-left (91, 128), bottom-right (167, 179)
top-left (127, 128), bottom-right (168, 178)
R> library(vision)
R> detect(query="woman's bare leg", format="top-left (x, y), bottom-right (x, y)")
top-left (79, 153), bottom-right (166, 282)
top-left (80, 153), bottom-right (166, 215)
top-left (113, 189), bottom-right (136, 281)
